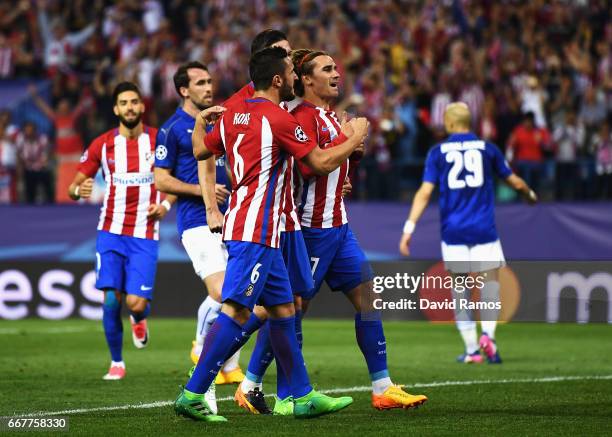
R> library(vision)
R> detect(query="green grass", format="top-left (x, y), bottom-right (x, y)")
top-left (1, 319), bottom-right (611, 436)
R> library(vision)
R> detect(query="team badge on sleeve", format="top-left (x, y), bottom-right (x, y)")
top-left (80, 150), bottom-right (88, 163)
top-left (294, 126), bottom-right (309, 142)
top-left (155, 145), bottom-right (168, 160)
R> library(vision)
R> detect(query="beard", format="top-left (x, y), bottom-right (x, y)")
top-left (280, 81), bottom-right (295, 102)
top-left (194, 100), bottom-right (212, 111)
top-left (119, 113), bottom-right (142, 129)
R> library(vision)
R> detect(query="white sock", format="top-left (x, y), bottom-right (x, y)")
top-left (222, 349), bottom-right (241, 372)
top-left (240, 378), bottom-right (262, 394)
top-left (480, 281), bottom-right (500, 339)
top-left (453, 287), bottom-right (478, 354)
top-left (196, 296), bottom-right (222, 347)
top-left (111, 360), bottom-right (125, 368)
top-left (456, 320), bottom-right (478, 354)
top-left (372, 376), bottom-right (393, 395)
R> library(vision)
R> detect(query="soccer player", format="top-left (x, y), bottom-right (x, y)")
top-left (216, 29), bottom-right (323, 415)
top-left (289, 49), bottom-right (428, 410)
top-left (68, 82), bottom-right (173, 380)
top-left (174, 46), bottom-right (369, 422)
top-left (153, 61), bottom-right (245, 397)
top-left (399, 102), bottom-right (537, 364)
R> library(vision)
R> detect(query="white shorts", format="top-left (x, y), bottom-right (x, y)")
top-left (181, 226), bottom-right (228, 280)
top-left (441, 239), bottom-right (505, 274)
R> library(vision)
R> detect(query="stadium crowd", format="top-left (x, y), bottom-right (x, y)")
top-left (0, 0), bottom-right (610, 203)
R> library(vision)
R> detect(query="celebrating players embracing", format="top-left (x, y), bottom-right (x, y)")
top-left (174, 47), bottom-right (368, 422)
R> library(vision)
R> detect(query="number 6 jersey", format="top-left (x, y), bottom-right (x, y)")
top-left (423, 132), bottom-right (512, 245)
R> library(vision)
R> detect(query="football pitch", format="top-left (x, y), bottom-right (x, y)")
top-left (1, 319), bottom-right (611, 436)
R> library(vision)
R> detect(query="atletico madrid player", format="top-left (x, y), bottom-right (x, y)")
top-left (174, 47), bottom-right (369, 422)
top-left (68, 82), bottom-right (174, 380)
top-left (290, 49), bottom-right (428, 410)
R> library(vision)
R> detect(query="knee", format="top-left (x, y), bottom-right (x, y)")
top-left (268, 302), bottom-right (296, 319)
top-left (222, 301), bottom-right (251, 325)
top-left (104, 291), bottom-right (121, 309)
top-left (126, 295), bottom-right (148, 313)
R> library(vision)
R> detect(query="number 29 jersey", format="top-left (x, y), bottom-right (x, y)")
top-left (423, 132), bottom-right (512, 246)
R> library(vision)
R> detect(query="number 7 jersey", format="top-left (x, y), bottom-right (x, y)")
top-left (423, 132), bottom-right (512, 245)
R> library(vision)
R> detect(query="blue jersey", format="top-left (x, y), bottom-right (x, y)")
top-left (423, 132), bottom-right (512, 245)
top-left (155, 107), bottom-right (230, 237)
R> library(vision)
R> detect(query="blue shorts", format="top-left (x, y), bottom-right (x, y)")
top-left (301, 224), bottom-right (373, 300)
top-left (222, 241), bottom-right (293, 310)
top-left (280, 230), bottom-right (314, 295)
top-left (95, 231), bottom-right (159, 299)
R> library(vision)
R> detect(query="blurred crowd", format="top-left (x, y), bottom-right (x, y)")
top-left (0, 0), bottom-right (611, 204)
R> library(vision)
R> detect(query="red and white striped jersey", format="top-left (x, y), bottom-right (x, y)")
top-left (204, 97), bottom-right (316, 248)
top-left (224, 83), bottom-right (302, 233)
top-left (78, 127), bottom-right (160, 240)
top-left (292, 101), bottom-right (349, 229)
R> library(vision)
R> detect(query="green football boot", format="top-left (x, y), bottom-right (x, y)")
top-left (272, 395), bottom-right (294, 415)
top-left (174, 387), bottom-right (227, 422)
top-left (293, 389), bottom-right (353, 419)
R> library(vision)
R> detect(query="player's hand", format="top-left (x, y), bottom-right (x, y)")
top-left (353, 142), bottom-right (365, 157)
top-left (199, 106), bottom-right (226, 124)
top-left (350, 117), bottom-right (370, 144)
top-left (341, 177), bottom-right (352, 197)
top-left (399, 232), bottom-right (412, 257)
top-left (207, 208), bottom-right (224, 233)
top-left (340, 112), bottom-right (354, 137)
top-left (79, 178), bottom-right (94, 199)
top-left (147, 203), bottom-right (168, 220)
top-left (215, 184), bottom-right (231, 205)
top-left (525, 189), bottom-right (538, 205)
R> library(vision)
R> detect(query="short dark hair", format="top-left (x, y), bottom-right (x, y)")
top-left (249, 47), bottom-right (290, 91)
top-left (250, 29), bottom-right (287, 54)
top-left (112, 81), bottom-right (142, 104)
top-left (173, 61), bottom-right (209, 96)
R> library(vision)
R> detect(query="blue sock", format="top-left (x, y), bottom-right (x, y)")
top-left (355, 313), bottom-right (389, 381)
top-left (102, 292), bottom-right (123, 362)
top-left (186, 312), bottom-right (243, 394)
top-left (222, 312), bottom-right (265, 363)
top-left (268, 316), bottom-right (311, 399)
top-left (295, 310), bottom-right (303, 349)
top-left (130, 303), bottom-right (150, 323)
top-left (246, 321), bottom-right (274, 383)
top-left (276, 310), bottom-right (303, 399)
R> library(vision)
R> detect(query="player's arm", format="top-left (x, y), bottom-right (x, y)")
top-left (68, 171), bottom-right (94, 201)
top-left (399, 182), bottom-right (435, 256)
top-left (192, 106), bottom-right (226, 161)
top-left (491, 142), bottom-right (537, 204)
top-left (505, 173), bottom-right (538, 204)
top-left (300, 118), bottom-right (369, 176)
top-left (147, 194), bottom-right (176, 220)
top-left (69, 139), bottom-right (103, 200)
top-left (197, 158), bottom-right (225, 233)
top-left (154, 167), bottom-right (200, 197)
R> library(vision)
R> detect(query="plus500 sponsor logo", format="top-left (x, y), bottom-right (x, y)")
top-left (0, 269), bottom-right (103, 320)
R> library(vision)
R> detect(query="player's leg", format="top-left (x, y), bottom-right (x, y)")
top-left (238, 231), bottom-right (313, 414)
top-left (442, 242), bottom-right (483, 363)
top-left (124, 236), bottom-right (158, 349)
top-left (330, 225), bottom-right (427, 410)
top-left (176, 242), bottom-right (274, 421)
top-left (182, 226), bottom-right (244, 380)
top-left (102, 290), bottom-right (125, 380)
top-left (471, 240), bottom-right (505, 364)
top-left (261, 252), bottom-right (353, 419)
top-left (95, 231), bottom-right (127, 380)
